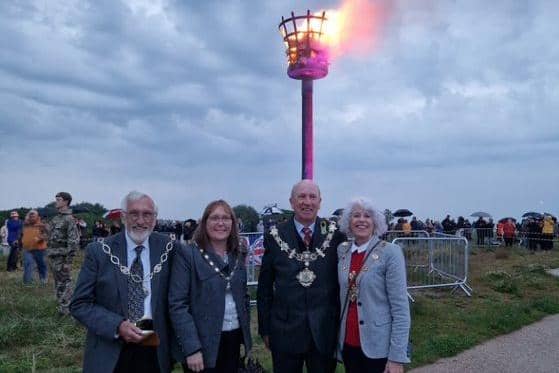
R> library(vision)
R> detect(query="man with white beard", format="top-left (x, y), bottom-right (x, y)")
top-left (71, 191), bottom-right (178, 373)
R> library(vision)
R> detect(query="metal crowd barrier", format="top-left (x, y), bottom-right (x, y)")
top-left (457, 227), bottom-right (499, 246)
top-left (393, 235), bottom-right (472, 301)
top-left (457, 227), bottom-right (557, 251)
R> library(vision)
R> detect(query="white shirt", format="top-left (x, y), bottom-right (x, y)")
top-left (125, 231), bottom-right (152, 319)
top-left (351, 237), bottom-right (374, 254)
top-left (294, 219), bottom-right (316, 241)
top-left (220, 254), bottom-right (240, 331)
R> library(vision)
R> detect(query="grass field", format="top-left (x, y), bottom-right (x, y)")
top-left (1, 244), bottom-right (558, 372)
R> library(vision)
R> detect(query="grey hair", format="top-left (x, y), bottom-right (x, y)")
top-left (338, 197), bottom-right (388, 238)
top-left (121, 191), bottom-right (159, 215)
top-left (290, 179), bottom-right (321, 199)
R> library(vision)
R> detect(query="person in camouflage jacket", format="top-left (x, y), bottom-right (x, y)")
top-left (47, 192), bottom-right (80, 315)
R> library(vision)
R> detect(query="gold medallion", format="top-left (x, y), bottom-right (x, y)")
top-left (349, 284), bottom-right (359, 303)
top-left (296, 268), bottom-right (317, 287)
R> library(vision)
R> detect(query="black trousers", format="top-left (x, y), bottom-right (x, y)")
top-left (183, 328), bottom-right (242, 373)
top-left (114, 344), bottom-right (159, 373)
top-left (342, 344), bottom-right (387, 373)
top-left (7, 242), bottom-right (20, 271)
top-left (271, 339), bottom-right (336, 373)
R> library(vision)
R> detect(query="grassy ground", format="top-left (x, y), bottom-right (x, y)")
top-left (1, 245), bottom-right (558, 372)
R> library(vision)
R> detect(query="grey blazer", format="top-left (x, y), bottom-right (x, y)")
top-left (168, 243), bottom-right (252, 368)
top-left (70, 232), bottom-right (177, 373)
top-left (337, 236), bottom-right (410, 363)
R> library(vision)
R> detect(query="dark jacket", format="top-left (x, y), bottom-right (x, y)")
top-left (168, 243), bottom-right (252, 368)
top-left (70, 232), bottom-right (178, 373)
top-left (257, 217), bottom-right (345, 355)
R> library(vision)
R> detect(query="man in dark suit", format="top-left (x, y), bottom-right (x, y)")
top-left (257, 180), bottom-right (345, 373)
top-left (70, 191), bottom-right (177, 373)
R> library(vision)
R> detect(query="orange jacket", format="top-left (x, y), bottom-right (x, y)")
top-left (21, 224), bottom-right (48, 250)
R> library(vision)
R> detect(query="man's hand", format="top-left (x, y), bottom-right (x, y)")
top-left (262, 335), bottom-right (270, 350)
top-left (384, 360), bottom-right (404, 373)
top-left (117, 320), bottom-right (146, 343)
top-left (186, 351), bottom-right (204, 372)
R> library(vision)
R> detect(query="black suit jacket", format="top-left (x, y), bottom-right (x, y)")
top-left (257, 217), bottom-right (345, 355)
top-left (70, 232), bottom-right (178, 373)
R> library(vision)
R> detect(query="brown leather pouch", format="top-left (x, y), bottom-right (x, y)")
top-left (140, 332), bottom-right (160, 347)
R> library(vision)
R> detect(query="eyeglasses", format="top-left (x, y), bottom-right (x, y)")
top-left (125, 211), bottom-right (155, 221)
top-left (208, 215), bottom-right (232, 224)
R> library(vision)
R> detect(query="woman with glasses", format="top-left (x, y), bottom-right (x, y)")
top-left (169, 200), bottom-right (252, 372)
top-left (336, 198), bottom-right (410, 373)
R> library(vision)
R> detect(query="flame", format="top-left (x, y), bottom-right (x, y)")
top-left (321, 0), bottom-right (386, 59)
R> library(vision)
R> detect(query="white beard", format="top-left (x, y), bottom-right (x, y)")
top-left (127, 227), bottom-right (152, 244)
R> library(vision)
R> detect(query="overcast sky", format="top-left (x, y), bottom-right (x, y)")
top-left (1, 0), bottom-right (558, 221)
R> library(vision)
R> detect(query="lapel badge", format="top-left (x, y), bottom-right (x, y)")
top-left (320, 220), bottom-right (328, 235)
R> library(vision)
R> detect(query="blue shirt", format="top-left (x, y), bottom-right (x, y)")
top-left (7, 219), bottom-right (23, 244)
top-left (125, 231), bottom-right (152, 320)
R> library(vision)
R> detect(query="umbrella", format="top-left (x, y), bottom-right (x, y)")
top-left (103, 209), bottom-right (123, 221)
top-left (261, 204), bottom-right (283, 215)
top-left (470, 211), bottom-right (491, 218)
top-left (498, 217), bottom-right (516, 223)
top-left (393, 209), bottom-right (413, 217)
top-left (332, 208), bottom-right (344, 216)
top-left (522, 212), bottom-right (542, 219)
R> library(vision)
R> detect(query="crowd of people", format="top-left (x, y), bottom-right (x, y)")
top-left (381, 214), bottom-right (557, 252)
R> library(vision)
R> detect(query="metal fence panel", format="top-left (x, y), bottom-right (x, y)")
top-left (393, 236), bottom-right (472, 299)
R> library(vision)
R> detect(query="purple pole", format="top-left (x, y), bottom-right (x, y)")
top-left (301, 79), bottom-right (313, 180)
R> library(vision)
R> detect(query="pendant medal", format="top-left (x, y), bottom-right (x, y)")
top-left (348, 284), bottom-right (358, 303)
top-left (296, 267), bottom-right (316, 287)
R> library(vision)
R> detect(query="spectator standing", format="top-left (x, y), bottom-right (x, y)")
top-left (6, 211), bottom-right (23, 271)
top-left (1, 220), bottom-right (9, 256)
top-left (402, 219), bottom-right (412, 236)
top-left (47, 192), bottom-right (80, 315)
top-left (92, 220), bottom-right (105, 242)
top-left (473, 217), bottom-right (487, 245)
top-left (21, 210), bottom-right (48, 285)
top-left (174, 220), bottom-right (183, 242)
top-left (542, 216), bottom-right (554, 251)
top-left (110, 221), bottom-right (122, 235)
top-left (424, 219), bottom-right (434, 234)
top-left (526, 219), bottom-right (540, 252)
top-left (77, 218), bottom-right (88, 249)
top-left (183, 219), bottom-right (197, 242)
top-left (502, 219), bottom-right (516, 247)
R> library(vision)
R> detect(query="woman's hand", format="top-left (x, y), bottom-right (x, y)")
top-left (384, 360), bottom-right (404, 373)
top-left (186, 351), bottom-right (204, 372)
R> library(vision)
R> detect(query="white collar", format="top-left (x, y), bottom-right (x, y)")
top-left (351, 237), bottom-right (374, 253)
top-left (293, 218), bottom-right (316, 234)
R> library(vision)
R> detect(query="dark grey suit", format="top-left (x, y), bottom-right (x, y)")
top-left (257, 217), bottom-right (345, 371)
top-left (70, 232), bottom-right (177, 373)
top-left (168, 243), bottom-right (252, 368)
